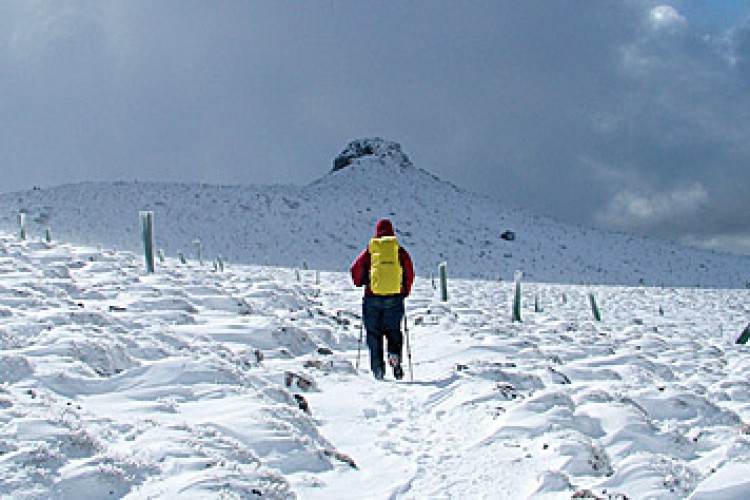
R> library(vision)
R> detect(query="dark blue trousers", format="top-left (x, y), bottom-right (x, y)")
top-left (363, 295), bottom-right (404, 377)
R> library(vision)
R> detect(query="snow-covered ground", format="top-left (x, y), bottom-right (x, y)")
top-left (2, 234), bottom-right (749, 499)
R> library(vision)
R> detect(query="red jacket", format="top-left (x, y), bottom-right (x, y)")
top-left (350, 219), bottom-right (415, 296)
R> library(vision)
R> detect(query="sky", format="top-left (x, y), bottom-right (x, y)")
top-left (2, 1), bottom-right (750, 255)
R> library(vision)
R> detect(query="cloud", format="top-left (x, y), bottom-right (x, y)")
top-left (596, 183), bottom-right (709, 229)
top-left (683, 233), bottom-right (750, 256)
top-left (649, 5), bottom-right (688, 32)
top-left (575, 2), bottom-right (750, 251)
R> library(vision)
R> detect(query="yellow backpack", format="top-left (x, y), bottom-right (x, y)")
top-left (369, 236), bottom-right (403, 295)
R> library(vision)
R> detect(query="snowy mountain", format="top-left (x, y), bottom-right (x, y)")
top-left (1, 138), bottom-right (749, 288)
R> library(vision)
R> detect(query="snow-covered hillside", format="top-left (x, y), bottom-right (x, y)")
top-left (1, 139), bottom-right (748, 288)
top-left (1, 234), bottom-right (749, 499)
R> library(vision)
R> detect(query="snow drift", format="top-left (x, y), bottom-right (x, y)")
top-left (1, 234), bottom-right (749, 498)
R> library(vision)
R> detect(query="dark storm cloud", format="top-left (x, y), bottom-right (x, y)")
top-left (587, 4), bottom-right (750, 253)
top-left (1, 1), bottom-right (750, 254)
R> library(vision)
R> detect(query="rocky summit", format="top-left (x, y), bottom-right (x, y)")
top-left (332, 137), bottom-right (413, 172)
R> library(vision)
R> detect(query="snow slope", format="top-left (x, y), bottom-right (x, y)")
top-left (2, 155), bottom-right (749, 288)
top-left (1, 233), bottom-right (749, 499)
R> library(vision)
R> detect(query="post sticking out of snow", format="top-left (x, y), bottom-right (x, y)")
top-left (589, 292), bottom-right (602, 321)
top-left (157, 249), bottom-right (165, 264)
top-left (439, 262), bottom-right (448, 302)
top-left (193, 239), bottom-right (202, 266)
top-left (512, 270), bottom-right (523, 323)
top-left (736, 323), bottom-right (750, 345)
top-left (178, 252), bottom-right (187, 265)
top-left (534, 294), bottom-right (541, 313)
top-left (140, 211), bottom-right (155, 273)
top-left (18, 212), bottom-right (26, 241)
top-left (216, 255), bottom-right (225, 272)
top-left (315, 270), bottom-right (320, 285)
top-left (44, 228), bottom-right (52, 244)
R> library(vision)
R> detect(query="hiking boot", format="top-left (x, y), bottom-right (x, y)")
top-left (373, 368), bottom-right (385, 380)
top-left (388, 354), bottom-right (404, 380)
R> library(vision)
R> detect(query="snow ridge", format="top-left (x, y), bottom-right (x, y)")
top-left (1, 161), bottom-right (749, 288)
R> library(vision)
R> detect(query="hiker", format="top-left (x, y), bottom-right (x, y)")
top-left (350, 219), bottom-right (415, 380)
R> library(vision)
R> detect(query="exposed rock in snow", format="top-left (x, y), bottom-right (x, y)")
top-left (332, 137), bottom-right (413, 172)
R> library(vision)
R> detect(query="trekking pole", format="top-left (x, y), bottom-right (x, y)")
top-left (356, 318), bottom-right (364, 371)
top-left (404, 311), bottom-right (413, 382)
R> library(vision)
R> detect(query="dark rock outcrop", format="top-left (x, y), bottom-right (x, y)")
top-left (332, 138), bottom-right (413, 172)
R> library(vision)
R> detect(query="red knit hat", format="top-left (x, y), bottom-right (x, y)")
top-left (375, 219), bottom-right (395, 237)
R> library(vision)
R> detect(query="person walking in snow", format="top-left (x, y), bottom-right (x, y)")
top-left (350, 219), bottom-right (415, 380)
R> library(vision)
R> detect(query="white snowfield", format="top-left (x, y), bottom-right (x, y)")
top-left (1, 234), bottom-right (749, 499)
